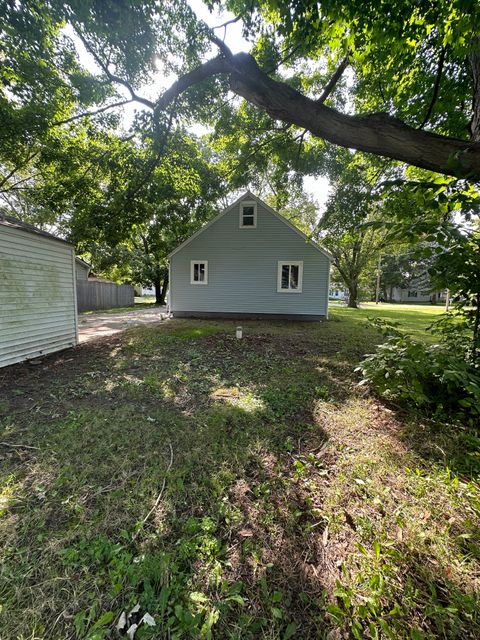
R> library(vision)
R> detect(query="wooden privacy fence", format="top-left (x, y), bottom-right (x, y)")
top-left (76, 280), bottom-right (134, 312)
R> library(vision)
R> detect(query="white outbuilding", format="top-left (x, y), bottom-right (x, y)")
top-left (0, 215), bottom-right (78, 367)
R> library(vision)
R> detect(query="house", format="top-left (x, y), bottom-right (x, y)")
top-left (329, 285), bottom-right (347, 301)
top-left (135, 285), bottom-right (155, 297)
top-left (168, 192), bottom-right (331, 320)
top-left (75, 257), bottom-right (91, 280)
top-left (389, 273), bottom-right (447, 304)
top-left (390, 286), bottom-right (447, 303)
top-left (0, 214), bottom-right (78, 367)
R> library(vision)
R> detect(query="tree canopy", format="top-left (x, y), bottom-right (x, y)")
top-left (1, 0), bottom-right (479, 302)
top-left (2, 0), bottom-right (480, 191)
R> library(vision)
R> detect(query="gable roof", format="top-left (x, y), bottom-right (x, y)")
top-left (0, 213), bottom-right (72, 246)
top-left (168, 191), bottom-right (332, 260)
top-left (75, 257), bottom-right (91, 270)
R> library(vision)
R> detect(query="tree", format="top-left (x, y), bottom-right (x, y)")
top-left (430, 224), bottom-right (480, 360)
top-left (68, 129), bottom-right (224, 300)
top-left (379, 254), bottom-right (410, 302)
top-left (322, 223), bottom-right (382, 309)
top-left (211, 98), bottom-right (330, 202)
top-left (317, 153), bottom-right (386, 308)
top-left (264, 188), bottom-right (319, 233)
top-left (2, 2), bottom-right (479, 322)
top-left (379, 248), bottom-right (439, 302)
top-left (3, 1), bottom-right (480, 188)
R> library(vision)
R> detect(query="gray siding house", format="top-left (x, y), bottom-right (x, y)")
top-left (0, 215), bottom-right (78, 367)
top-left (75, 257), bottom-right (91, 280)
top-left (169, 192), bottom-right (331, 320)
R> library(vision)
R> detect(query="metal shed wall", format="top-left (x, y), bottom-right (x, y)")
top-left (0, 225), bottom-right (78, 367)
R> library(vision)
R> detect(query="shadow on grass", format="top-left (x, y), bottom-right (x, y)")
top-left (0, 318), bottom-right (478, 639)
top-left (398, 417), bottom-right (480, 480)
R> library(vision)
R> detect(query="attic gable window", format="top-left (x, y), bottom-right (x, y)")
top-left (239, 201), bottom-right (257, 228)
top-left (277, 261), bottom-right (303, 293)
top-left (190, 260), bottom-right (208, 285)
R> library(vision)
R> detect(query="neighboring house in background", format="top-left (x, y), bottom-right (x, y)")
top-left (329, 286), bottom-right (347, 300)
top-left (0, 214), bottom-right (78, 367)
top-left (168, 192), bottom-right (331, 320)
top-left (75, 257), bottom-right (91, 280)
top-left (390, 286), bottom-right (447, 303)
top-left (135, 285), bottom-right (155, 296)
top-left (389, 273), bottom-right (447, 303)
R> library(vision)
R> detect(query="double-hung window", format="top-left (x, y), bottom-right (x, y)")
top-left (277, 261), bottom-right (303, 293)
top-left (239, 201), bottom-right (257, 228)
top-left (190, 260), bottom-right (208, 285)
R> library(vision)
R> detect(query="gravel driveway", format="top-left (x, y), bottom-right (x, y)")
top-left (78, 306), bottom-right (167, 343)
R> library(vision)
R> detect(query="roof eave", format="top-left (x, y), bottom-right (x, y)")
top-left (0, 214), bottom-right (73, 246)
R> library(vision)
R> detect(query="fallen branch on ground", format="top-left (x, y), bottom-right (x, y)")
top-left (0, 441), bottom-right (40, 450)
top-left (133, 442), bottom-right (174, 541)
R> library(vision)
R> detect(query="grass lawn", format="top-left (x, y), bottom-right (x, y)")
top-left (1, 306), bottom-right (478, 639)
top-left (332, 302), bottom-right (447, 341)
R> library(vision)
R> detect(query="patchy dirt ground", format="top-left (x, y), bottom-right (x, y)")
top-left (78, 305), bottom-right (167, 343)
top-left (0, 314), bottom-right (479, 640)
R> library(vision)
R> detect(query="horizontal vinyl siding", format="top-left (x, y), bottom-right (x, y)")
top-left (0, 225), bottom-right (77, 367)
top-left (75, 262), bottom-right (89, 280)
top-left (0, 238), bottom-right (74, 264)
top-left (170, 199), bottom-right (330, 316)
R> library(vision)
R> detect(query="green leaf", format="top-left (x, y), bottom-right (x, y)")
top-left (283, 622), bottom-right (298, 639)
top-left (88, 611), bottom-right (114, 633)
top-left (190, 591), bottom-right (208, 603)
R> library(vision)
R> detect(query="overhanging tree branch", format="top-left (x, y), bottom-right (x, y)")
top-left (52, 99), bottom-right (134, 126)
top-left (213, 16), bottom-right (242, 30)
top-left (418, 46), bottom-right (446, 130)
top-left (72, 27), bottom-right (480, 180)
top-left (207, 31), bottom-right (234, 60)
top-left (181, 51), bottom-right (478, 178)
top-left (226, 54), bottom-right (480, 178)
top-left (75, 29), bottom-right (156, 109)
top-left (153, 57), bottom-right (230, 114)
top-left (317, 53), bottom-right (350, 104)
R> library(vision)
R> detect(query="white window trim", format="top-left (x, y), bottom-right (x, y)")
top-left (239, 200), bottom-right (257, 229)
top-left (277, 261), bottom-right (303, 293)
top-left (190, 260), bottom-right (208, 285)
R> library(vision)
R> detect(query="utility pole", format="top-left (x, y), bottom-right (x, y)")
top-left (445, 288), bottom-right (450, 311)
top-left (375, 254), bottom-right (382, 304)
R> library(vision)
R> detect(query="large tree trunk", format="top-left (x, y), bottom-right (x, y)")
top-left (154, 275), bottom-right (162, 305)
top-left (470, 38), bottom-right (480, 142)
top-left (473, 293), bottom-right (480, 362)
top-left (347, 282), bottom-right (359, 308)
top-left (159, 272), bottom-right (169, 305)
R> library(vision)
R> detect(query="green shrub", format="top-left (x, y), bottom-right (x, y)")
top-left (357, 318), bottom-right (480, 421)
